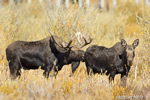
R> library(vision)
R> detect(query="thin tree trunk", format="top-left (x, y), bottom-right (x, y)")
top-left (14, 0), bottom-right (22, 5)
top-left (98, 0), bottom-right (104, 9)
top-left (106, 0), bottom-right (109, 11)
top-left (9, 0), bottom-right (14, 5)
top-left (72, 0), bottom-right (77, 3)
top-left (61, 0), bottom-right (65, 5)
top-left (46, 0), bottom-right (52, 7)
top-left (86, 0), bottom-right (90, 8)
top-left (65, 0), bottom-right (69, 8)
top-left (135, 0), bottom-right (140, 4)
top-left (145, 0), bottom-right (150, 5)
top-left (28, 0), bottom-right (31, 4)
top-left (46, 0), bottom-right (51, 4)
top-left (39, 0), bottom-right (43, 3)
top-left (79, 0), bottom-right (83, 8)
top-left (0, 0), bottom-right (2, 7)
top-left (56, 0), bottom-right (61, 8)
top-left (112, 0), bottom-right (117, 9)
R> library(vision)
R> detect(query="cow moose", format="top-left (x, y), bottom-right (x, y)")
top-left (6, 35), bottom-right (73, 79)
top-left (50, 35), bottom-right (92, 77)
top-left (84, 39), bottom-right (139, 82)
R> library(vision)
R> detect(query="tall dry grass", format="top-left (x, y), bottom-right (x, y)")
top-left (0, 1), bottom-right (150, 100)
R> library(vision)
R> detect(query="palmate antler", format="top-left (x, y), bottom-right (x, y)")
top-left (80, 37), bottom-right (93, 48)
top-left (50, 32), bottom-right (74, 49)
top-left (75, 32), bottom-right (93, 48)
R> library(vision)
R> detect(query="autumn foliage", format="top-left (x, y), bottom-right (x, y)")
top-left (0, 1), bottom-right (150, 100)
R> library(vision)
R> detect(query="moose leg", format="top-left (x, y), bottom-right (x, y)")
top-left (86, 66), bottom-right (93, 76)
top-left (120, 74), bottom-right (128, 87)
top-left (16, 69), bottom-right (21, 78)
top-left (43, 60), bottom-right (57, 79)
top-left (50, 63), bottom-right (61, 78)
top-left (9, 59), bottom-right (21, 80)
top-left (51, 66), bottom-right (58, 78)
top-left (43, 55), bottom-right (57, 79)
top-left (109, 71), bottom-right (116, 83)
top-left (120, 66), bottom-right (130, 86)
top-left (43, 67), bottom-right (49, 79)
top-left (85, 61), bottom-right (94, 76)
top-left (70, 61), bottom-right (80, 77)
top-left (43, 64), bottom-right (53, 79)
top-left (53, 68), bottom-right (58, 78)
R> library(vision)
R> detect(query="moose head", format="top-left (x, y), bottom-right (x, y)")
top-left (121, 39), bottom-right (139, 66)
top-left (49, 35), bottom-right (92, 77)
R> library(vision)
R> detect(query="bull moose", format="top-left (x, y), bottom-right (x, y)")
top-left (84, 39), bottom-right (139, 82)
top-left (6, 36), bottom-right (54, 79)
top-left (49, 35), bottom-right (92, 77)
top-left (6, 35), bottom-right (75, 79)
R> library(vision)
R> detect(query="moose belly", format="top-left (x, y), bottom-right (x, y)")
top-left (90, 56), bottom-right (114, 74)
top-left (20, 57), bottom-right (43, 70)
top-left (92, 64), bottom-right (108, 74)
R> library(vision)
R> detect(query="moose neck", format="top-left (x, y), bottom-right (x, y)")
top-left (50, 37), bottom-right (70, 56)
top-left (122, 50), bottom-right (131, 71)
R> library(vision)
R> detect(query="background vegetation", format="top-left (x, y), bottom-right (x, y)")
top-left (0, 1), bottom-right (150, 100)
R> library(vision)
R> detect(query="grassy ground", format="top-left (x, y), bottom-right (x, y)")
top-left (0, 1), bottom-right (150, 100)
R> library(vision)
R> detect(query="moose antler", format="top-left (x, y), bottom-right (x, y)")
top-left (80, 37), bottom-right (93, 48)
top-left (62, 35), bottom-right (76, 48)
top-left (51, 35), bottom-right (64, 48)
top-left (51, 34), bottom-right (74, 49)
top-left (63, 40), bottom-right (73, 48)
top-left (49, 31), bottom-right (55, 35)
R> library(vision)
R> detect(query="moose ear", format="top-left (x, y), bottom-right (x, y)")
top-left (132, 39), bottom-right (139, 49)
top-left (121, 39), bottom-right (127, 47)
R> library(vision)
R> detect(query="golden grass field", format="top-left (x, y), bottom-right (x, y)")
top-left (0, 1), bottom-right (150, 100)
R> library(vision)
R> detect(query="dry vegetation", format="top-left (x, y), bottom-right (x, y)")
top-left (0, 1), bottom-right (150, 100)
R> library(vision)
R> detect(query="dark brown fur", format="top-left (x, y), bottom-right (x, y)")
top-left (6, 35), bottom-right (91, 79)
top-left (6, 37), bottom-right (56, 79)
top-left (49, 36), bottom-right (92, 77)
top-left (84, 39), bottom-right (139, 82)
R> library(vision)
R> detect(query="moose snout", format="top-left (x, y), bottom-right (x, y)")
top-left (127, 60), bottom-right (133, 66)
top-left (80, 53), bottom-right (85, 62)
top-left (81, 54), bottom-right (85, 62)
